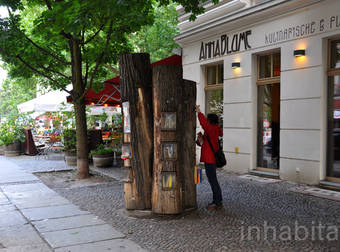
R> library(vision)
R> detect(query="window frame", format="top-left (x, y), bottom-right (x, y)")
top-left (204, 62), bottom-right (224, 91)
top-left (326, 36), bottom-right (340, 180)
top-left (256, 51), bottom-right (280, 86)
top-left (256, 50), bottom-right (281, 172)
top-left (328, 36), bottom-right (340, 76)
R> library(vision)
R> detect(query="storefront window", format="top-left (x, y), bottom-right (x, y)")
top-left (327, 38), bottom-right (340, 178)
top-left (259, 53), bottom-right (281, 79)
top-left (273, 53), bottom-right (281, 77)
top-left (330, 40), bottom-right (340, 69)
top-left (259, 55), bottom-right (271, 79)
top-left (206, 89), bottom-right (223, 127)
top-left (257, 84), bottom-right (280, 169)
top-left (206, 63), bottom-right (223, 86)
top-left (257, 52), bottom-right (280, 170)
top-left (206, 65), bottom-right (217, 85)
top-left (205, 63), bottom-right (223, 127)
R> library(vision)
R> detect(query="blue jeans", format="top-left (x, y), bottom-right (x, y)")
top-left (205, 163), bottom-right (222, 204)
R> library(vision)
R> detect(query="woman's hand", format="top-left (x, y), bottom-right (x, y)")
top-left (195, 105), bottom-right (201, 113)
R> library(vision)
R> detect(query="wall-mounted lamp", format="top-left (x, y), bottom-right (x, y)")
top-left (232, 62), bottom-right (241, 69)
top-left (294, 49), bottom-right (305, 57)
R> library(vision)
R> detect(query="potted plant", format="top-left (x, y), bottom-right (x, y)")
top-left (0, 119), bottom-right (25, 157)
top-left (90, 144), bottom-right (114, 168)
top-left (0, 139), bottom-right (4, 155)
top-left (62, 128), bottom-right (77, 166)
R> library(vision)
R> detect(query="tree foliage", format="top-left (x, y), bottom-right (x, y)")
top-left (159, 0), bottom-right (219, 21)
top-left (129, 1), bottom-right (180, 63)
top-left (0, 77), bottom-right (36, 119)
top-left (0, 0), bottom-right (219, 178)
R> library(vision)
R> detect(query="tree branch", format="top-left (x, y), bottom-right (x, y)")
top-left (80, 20), bottom-right (114, 100)
top-left (83, 24), bottom-right (105, 45)
top-left (7, 7), bottom-right (70, 66)
top-left (23, 34), bottom-right (70, 66)
top-left (80, 25), bottom-right (89, 88)
top-left (37, 63), bottom-right (71, 81)
top-left (16, 55), bottom-right (72, 95)
top-left (105, 64), bottom-right (119, 75)
top-left (60, 30), bottom-right (72, 40)
top-left (44, 0), bottom-right (52, 10)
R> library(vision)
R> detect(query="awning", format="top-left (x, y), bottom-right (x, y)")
top-left (17, 89), bottom-right (72, 113)
top-left (67, 54), bottom-right (182, 106)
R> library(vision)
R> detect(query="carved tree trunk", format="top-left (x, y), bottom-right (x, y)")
top-left (180, 80), bottom-right (197, 210)
top-left (152, 65), bottom-right (184, 214)
top-left (119, 53), bottom-right (153, 210)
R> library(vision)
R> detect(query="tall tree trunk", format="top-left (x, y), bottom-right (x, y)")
top-left (152, 66), bottom-right (197, 214)
top-left (152, 65), bottom-right (183, 214)
top-left (119, 53), bottom-right (153, 210)
top-left (70, 39), bottom-right (89, 179)
top-left (181, 80), bottom-right (197, 210)
top-left (74, 98), bottom-right (89, 179)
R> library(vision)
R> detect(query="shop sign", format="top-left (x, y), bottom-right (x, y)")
top-left (199, 30), bottom-right (252, 60)
top-left (265, 15), bottom-right (340, 45)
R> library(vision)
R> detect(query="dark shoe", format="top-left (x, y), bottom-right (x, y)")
top-left (206, 202), bottom-right (223, 210)
top-left (207, 202), bottom-right (215, 207)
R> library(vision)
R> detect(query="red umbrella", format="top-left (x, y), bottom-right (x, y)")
top-left (67, 55), bottom-right (182, 106)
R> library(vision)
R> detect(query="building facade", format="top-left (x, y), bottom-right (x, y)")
top-left (175, 0), bottom-right (340, 185)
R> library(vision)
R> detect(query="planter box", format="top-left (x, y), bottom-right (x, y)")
top-left (92, 153), bottom-right (114, 168)
top-left (65, 152), bottom-right (77, 166)
top-left (4, 142), bottom-right (21, 157)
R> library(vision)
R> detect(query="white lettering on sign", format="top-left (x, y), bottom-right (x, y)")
top-left (265, 15), bottom-right (340, 45)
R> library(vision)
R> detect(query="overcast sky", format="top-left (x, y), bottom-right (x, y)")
top-left (0, 7), bottom-right (8, 87)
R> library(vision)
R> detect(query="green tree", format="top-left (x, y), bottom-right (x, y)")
top-left (0, 0), bottom-right (219, 178)
top-left (129, 1), bottom-right (180, 63)
top-left (0, 0), bottom-right (154, 178)
top-left (0, 77), bottom-right (36, 119)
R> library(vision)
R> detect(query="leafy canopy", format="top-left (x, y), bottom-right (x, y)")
top-left (0, 0), bottom-right (154, 98)
top-left (129, 1), bottom-right (180, 63)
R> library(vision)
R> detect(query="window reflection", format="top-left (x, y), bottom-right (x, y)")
top-left (259, 55), bottom-right (271, 79)
top-left (327, 75), bottom-right (340, 178)
top-left (206, 89), bottom-right (223, 127)
top-left (257, 84), bottom-right (280, 169)
top-left (273, 53), bottom-right (281, 77)
top-left (207, 66), bottom-right (217, 85)
top-left (330, 40), bottom-right (340, 69)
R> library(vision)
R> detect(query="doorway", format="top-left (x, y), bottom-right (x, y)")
top-left (327, 38), bottom-right (340, 179)
top-left (256, 52), bottom-right (281, 171)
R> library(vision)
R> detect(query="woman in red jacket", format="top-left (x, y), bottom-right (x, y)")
top-left (196, 105), bottom-right (223, 210)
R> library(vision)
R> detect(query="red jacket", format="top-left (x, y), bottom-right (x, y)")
top-left (198, 112), bottom-right (223, 164)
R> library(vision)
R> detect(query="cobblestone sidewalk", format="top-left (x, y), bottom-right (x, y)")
top-left (7, 156), bottom-right (340, 252)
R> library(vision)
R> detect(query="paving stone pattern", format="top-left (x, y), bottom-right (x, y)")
top-left (43, 178), bottom-right (340, 250)
top-left (7, 156), bottom-right (340, 252)
top-left (0, 157), bottom-right (146, 252)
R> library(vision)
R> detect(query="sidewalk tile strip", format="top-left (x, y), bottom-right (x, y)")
top-left (1, 183), bottom-right (55, 194)
top-left (11, 196), bottom-right (70, 209)
top-left (41, 224), bottom-right (125, 248)
top-left (21, 204), bottom-right (89, 221)
top-left (0, 224), bottom-right (45, 248)
top-left (0, 210), bottom-right (28, 227)
top-left (0, 243), bottom-right (53, 252)
top-left (290, 186), bottom-right (340, 202)
top-left (32, 214), bottom-right (106, 233)
top-left (54, 239), bottom-right (147, 252)
top-left (239, 174), bottom-right (281, 183)
top-left (0, 204), bottom-right (16, 212)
